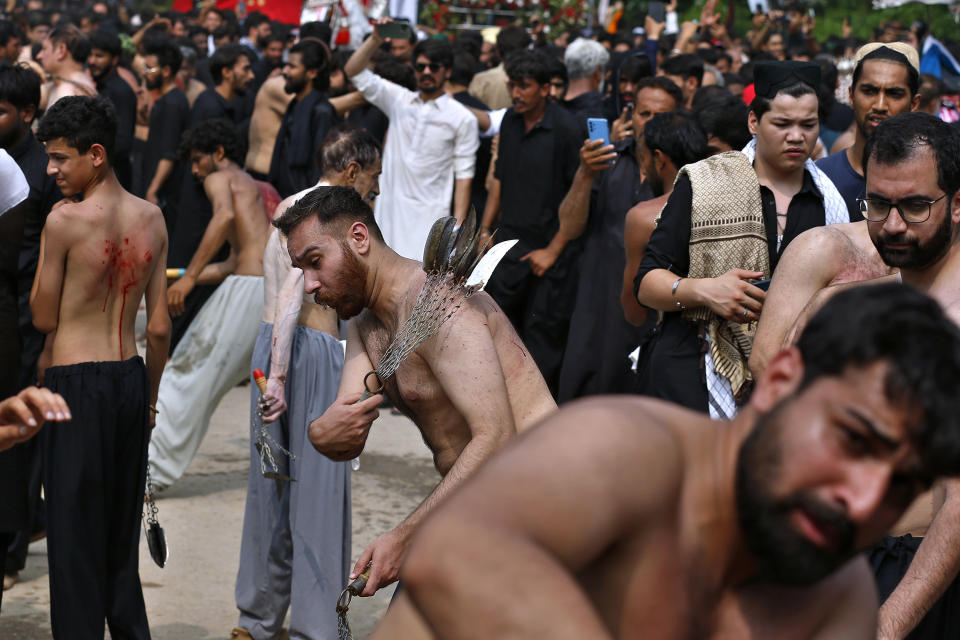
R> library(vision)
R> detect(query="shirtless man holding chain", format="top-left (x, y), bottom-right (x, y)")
top-left (275, 187), bottom-right (557, 599)
top-left (31, 95), bottom-right (169, 639)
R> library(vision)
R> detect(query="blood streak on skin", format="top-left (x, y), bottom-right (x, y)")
top-left (101, 238), bottom-right (141, 359)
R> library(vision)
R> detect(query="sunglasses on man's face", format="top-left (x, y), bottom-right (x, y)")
top-left (414, 62), bottom-right (444, 73)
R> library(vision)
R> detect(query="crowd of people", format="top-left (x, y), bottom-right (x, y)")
top-left (1, 0), bottom-right (960, 638)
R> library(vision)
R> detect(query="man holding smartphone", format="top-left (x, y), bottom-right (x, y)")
top-left (635, 61), bottom-right (847, 418)
top-left (344, 19), bottom-right (478, 260)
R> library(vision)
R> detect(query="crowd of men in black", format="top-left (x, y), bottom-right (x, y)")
top-left (1, 0), bottom-right (960, 637)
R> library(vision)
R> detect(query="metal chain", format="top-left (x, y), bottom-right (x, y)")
top-left (144, 465), bottom-right (160, 527)
top-left (255, 392), bottom-right (295, 478)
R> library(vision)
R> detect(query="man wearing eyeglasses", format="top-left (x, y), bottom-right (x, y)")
top-left (753, 111), bottom-right (960, 640)
top-left (344, 19), bottom-right (478, 260)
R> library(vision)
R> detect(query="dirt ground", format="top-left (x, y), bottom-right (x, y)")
top-left (2, 379), bottom-right (438, 639)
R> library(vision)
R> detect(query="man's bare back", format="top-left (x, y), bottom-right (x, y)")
top-left (204, 166), bottom-right (270, 276)
top-left (246, 75), bottom-right (292, 176)
top-left (33, 189), bottom-right (166, 366)
top-left (750, 221), bottom-right (895, 377)
top-left (355, 271), bottom-right (555, 475)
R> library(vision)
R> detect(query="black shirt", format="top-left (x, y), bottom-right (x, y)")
top-left (558, 138), bottom-right (654, 401)
top-left (190, 87), bottom-right (236, 126)
top-left (96, 71), bottom-right (136, 162)
top-left (142, 87), bottom-right (189, 201)
top-left (346, 103), bottom-right (389, 146)
top-left (494, 102), bottom-right (582, 245)
top-left (269, 90), bottom-right (340, 198)
top-left (12, 132), bottom-right (61, 306)
top-left (634, 168), bottom-right (827, 412)
top-left (562, 90), bottom-right (606, 136)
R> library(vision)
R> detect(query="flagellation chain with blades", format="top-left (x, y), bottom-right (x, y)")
top-left (252, 368), bottom-right (296, 499)
top-left (358, 207), bottom-right (492, 400)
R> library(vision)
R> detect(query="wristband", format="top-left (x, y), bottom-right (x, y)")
top-left (672, 277), bottom-right (686, 311)
top-left (166, 268), bottom-right (186, 279)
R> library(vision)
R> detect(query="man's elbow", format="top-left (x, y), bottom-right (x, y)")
top-left (30, 302), bottom-right (58, 334)
top-left (146, 315), bottom-right (172, 344)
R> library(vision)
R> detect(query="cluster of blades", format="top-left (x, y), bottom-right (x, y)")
top-left (369, 208), bottom-right (491, 390)
top-left (421, 207), bottom-right (491, 280)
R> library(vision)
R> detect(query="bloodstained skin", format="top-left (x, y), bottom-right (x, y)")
top-left (101, 239), bottom-right (146, 359)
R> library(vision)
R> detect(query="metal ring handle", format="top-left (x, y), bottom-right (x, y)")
top-left (360, 371), bottom-right (384, 401)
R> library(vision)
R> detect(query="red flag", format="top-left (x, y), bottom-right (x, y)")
top-left (248, 0), bottom-right (304, 25)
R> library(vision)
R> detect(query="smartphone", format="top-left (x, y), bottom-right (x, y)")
top-left (379, 21), bottom-right (412, 40)
top-left (648, 1), bottom-right (666, 23)
top-left (753, 278), bottom-right (772, 291)
top-left (587, 118), bottom-right (610, 147)
top-left (624, 102), bottom-right (634, 121)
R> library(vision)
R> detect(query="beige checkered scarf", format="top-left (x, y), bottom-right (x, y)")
top-left (677, 151), bottom-right (770, 403)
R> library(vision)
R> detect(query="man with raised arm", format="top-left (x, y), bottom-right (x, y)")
top-left (345, 19), bottom-right (478, 259)
top-left (232, 127), bottom-right (381, 640)
top-left (148, 118), bottom-right (271, 490)
top-left (402, 284), bottom-right (960, 640)
top-left (276, 186), bottom-right (556, 602)
top-left (31, 95), bottom-right (169, 639)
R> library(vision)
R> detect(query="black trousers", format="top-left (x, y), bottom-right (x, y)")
top-left (484, 236), bottom-right (579, 397)
top-left (870, 534), bottom-right (960, 639)
top-left (42, 357), bottom-right (151, 640)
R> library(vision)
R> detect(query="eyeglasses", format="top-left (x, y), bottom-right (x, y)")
top-left (857, 195), bottom-right (947, 223)
top-left (413, 62), bottom-right (443, 73)
top-left (144, 65), bottom-right (161, 74)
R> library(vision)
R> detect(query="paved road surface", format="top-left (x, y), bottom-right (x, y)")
top-left (3, 379), bottom-right (438, 639)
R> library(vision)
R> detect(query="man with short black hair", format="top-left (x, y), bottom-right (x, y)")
top-left (345, 20), bottom-right (478, 259)
top-left (87, 29), bottom-right (135, 189)
top-left (33, 94), bottom-right (169, 640)
top-left (239, 11), bottom-right (271, 57)
top-left (191, 42), bottom-right (256, 127)
top-left (623, 111), bottom-right (710, 326)
top-left (695, 91), bottom-right (753, 154)
top-left (554, 81), bottom-right (686, 400)
top-left (149, 118), bottom-right (271, 491)
top-left (469, 24), bottom-right (531, 110)
top-left (816, 43), bottom-right (920, 222)
top-left (402, 282), bottom-right (960, 639)
top-left (658, 53), bottom-right (704, 108)
top-left (269, 39), bottom-right (339, 198)
top-left (37, 24), bottom-right (95, 109)
top-left (0, 21), bottom-right (22, 63)
top-left (481, 49), bottom-right (582, 395)
top-left (141, 37), bottom-right (189, 234)
top-left (636, 61), bottom-right (847, 417)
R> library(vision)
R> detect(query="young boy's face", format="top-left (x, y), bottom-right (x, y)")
top-left (44, 137), bottom-right (97, 197)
